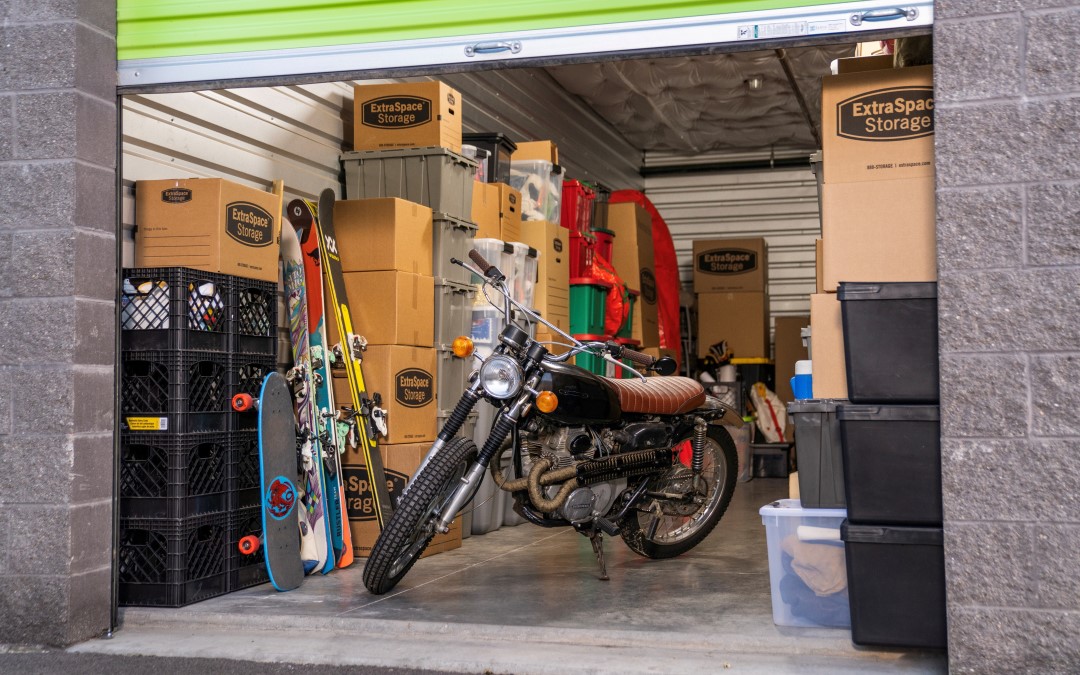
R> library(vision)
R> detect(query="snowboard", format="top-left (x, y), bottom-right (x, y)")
top-left (315, 188), bottom-right (394, 533)
top-left (255, 371), bottom-right (304, 592)
top-left (281, 222), bottom-right (332, 575)
top-left (288, 197), bottom-right (354, 569)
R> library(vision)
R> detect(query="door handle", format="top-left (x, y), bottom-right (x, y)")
top-left (465, 41), bottom-right (523, 57)
top-left (849, 7), bottom-right (918, 26)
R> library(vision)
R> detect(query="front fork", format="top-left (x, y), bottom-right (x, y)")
top-left (434, 375), bottom-right (539, 533)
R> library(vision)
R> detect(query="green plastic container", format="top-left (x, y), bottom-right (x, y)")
top-left (616, 289), bottom-right (638, 339)
top-left (569, 279), bottom-right (612, 336)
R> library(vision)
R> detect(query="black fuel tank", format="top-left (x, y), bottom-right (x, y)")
top-left (537, 360), bottom-right (621, 425)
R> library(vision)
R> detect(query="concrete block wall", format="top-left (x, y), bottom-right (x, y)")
top-left (0, 2), bottom-right (117, 645)
top-left (936, 1), bottom-right (1080, 672)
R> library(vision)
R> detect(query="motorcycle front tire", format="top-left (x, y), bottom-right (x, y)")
top-left (620, 424), bottom-right (738, 559)
top-left (363, 437), bottom-right (478, 595)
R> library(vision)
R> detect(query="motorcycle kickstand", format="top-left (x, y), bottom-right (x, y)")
top-left (588, 530), bottom-right (610, 581)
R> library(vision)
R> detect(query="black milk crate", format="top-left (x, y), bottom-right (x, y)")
top-left (119, 431), bottom-right (230, 519)
top-left (121, 267), bottom-right (232, 353)
top-left (229, 430), bottom-right (261, 510)
top-left (121, 350), bottom-right (231, 433)
top-left (228, 505), bottom-right (270, 591)
top-left (433, 212), bottom-right (478, 285)
top-left (230, 353), bottom-right (278, 431)
top-left (117, 511), bottom-right (229, 607)
top-left (232, 277), bottom-right (278, 356)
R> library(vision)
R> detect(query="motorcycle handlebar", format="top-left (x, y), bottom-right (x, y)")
top-left (620, 345), bottom-right (656, 367)
top-left (469, 249), bottom-right (494, 276)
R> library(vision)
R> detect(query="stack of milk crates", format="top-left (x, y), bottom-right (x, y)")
top-left (118, 267), bottom-right (277, 606)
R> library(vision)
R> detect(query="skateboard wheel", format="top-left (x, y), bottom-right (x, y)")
top-left (239, 535), bottom-right (261, 555)
top-left (232, 393), bottom-right (255, 412)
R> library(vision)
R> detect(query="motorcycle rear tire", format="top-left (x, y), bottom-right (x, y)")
top-left (363, 437), bottom-right (478, 595)
top-left (620, 425), bottom-right (738, 559)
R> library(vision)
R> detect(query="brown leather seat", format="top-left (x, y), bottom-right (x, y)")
top-left (605, 376), bottom-right (706, 415)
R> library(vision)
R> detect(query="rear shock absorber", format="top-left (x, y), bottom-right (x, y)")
top-left (691, 417), bottom-right (707, 475)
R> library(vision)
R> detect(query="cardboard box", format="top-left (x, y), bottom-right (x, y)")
top-left (353, 81), bottom-right (462, 153)
top-left (134, 178), bottom-right (282, 283)
top-left (605, 203), bottom-right (659, 346)
top-left (334, 198), bottom-right (432, 275)
top-left (333, 345), bottom-right (437, 444)
top-left (512, 140), bottom-right (558, 164)
top-left (692, 237), bottom-right (769, 293)
top-left (696, 292), bottom-right (769, 359)
top-left (821, 176), bottom-right (936, 291)
top-left (821, 65), bottom-right (934, 185)
top-left (473, 182), bottom-right (521, 242)
top-left (773, 316), bottom-right (810, 403)
top-left (815, 238), bottom-right (825, 294)
top-left (533, 328), bottom-right (570, 356)
top-left (836, 54), bottom-right (895, 74)
top-left (342, 442), bottom-right (461, 558)
top-left (810, 293), bottom-right (847, 399)
top-left (340, 271), bottom-right (434, 347)
top-left (517, 220), bottom-right (570, 333)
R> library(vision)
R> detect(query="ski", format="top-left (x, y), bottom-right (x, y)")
top-left (315, 188), bottom-right (394, 533)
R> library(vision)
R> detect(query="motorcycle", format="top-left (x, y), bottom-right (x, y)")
top-left (362, 249), bottom-right (743, 595)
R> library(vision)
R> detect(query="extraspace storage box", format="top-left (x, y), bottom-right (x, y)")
top-left (332, 345), bottom-right (437, 445)
top-left (692, 237), bottom-right (769, 293)
top-left (472, 182), bottom-right (521, 242)
top-left (512, 140), bottom-right (558, 163)
top-left (821, 65), bottom-right (934, 185)
top-left (341, 271), bottom-right (434, 347)
top-left (353, 81), bottom-right (462, 153)
top-left (696, 292), bottom-right (769, 359)
top-left (334, 198), bottom-right (432, 275)
top-left (135, 178), bottom-right (282, 283)
top-left (342, 442), bottom-right (461, 558)
top-left (605, 202), bottom-right (659, 346)
top-left (810, 293), bottom-right (847, 399)
top-left (517, 219), bottom-right (570, 333)
top-left (821, 176), bottom-right (937, 292)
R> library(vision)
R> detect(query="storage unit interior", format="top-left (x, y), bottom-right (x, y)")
top-left (117, 26), bottom-right (941, 664)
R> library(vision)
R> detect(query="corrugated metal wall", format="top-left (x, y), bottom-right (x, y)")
top-left (643, 155), bottom-right (821, 323)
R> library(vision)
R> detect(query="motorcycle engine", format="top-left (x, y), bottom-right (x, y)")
top-left (533, 425), bottom-right (625, 522)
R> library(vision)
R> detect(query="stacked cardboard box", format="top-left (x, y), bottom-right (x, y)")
top-left (331, 197), bottom-right (454, 558)
top-left (472, 180), bottom-right (522, 243)
top-left (518, 219), bottom-right (570, 336)
top-left (693, 237), bottom-right (769, 360)
top-left (813, 58), bottom-right (937, 398)
top-left (604, 202), bottom-right (660, 348)
top-left (353, 81), bottom-right (462, 153)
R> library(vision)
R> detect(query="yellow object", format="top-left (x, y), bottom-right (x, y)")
top-left (731, 357), bottom-right (773, 365)
top-left (535, 391), bottom-right (559, 414)
top-left (452, 336), bottom-right (474, 358)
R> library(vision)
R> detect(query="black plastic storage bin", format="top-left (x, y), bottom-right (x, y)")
top-left (121, 350), bottom-right (231, 433)
top-left (230, 354), bottom-right (277, 431)
top-left (121, 267), bottom-right (232, 353)
top-left (752, 443), bottom-right (793, 478)
top-left (463, 132), bottom-right (517, 184)
top-left (788, 399), bottom-right (846, 508)
top-left (119, 431), bottom-right (229, 519)
top-left (117, 511), bottom-right (229, 607)
top-left (837, 282), bottom-right (939, 403)
top-left (841, 521), bottom-right (947, 649)
top-left (232, 277), bottom-right (278, 356)
top-left (838, 404), bottom-right (942, 525)
top-left (228, 505), bottom-right (270, 591)
top-left (229, 430), bottom-right (261, 510)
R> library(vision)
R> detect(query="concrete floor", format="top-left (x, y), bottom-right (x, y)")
top-left (72, 478), bottom-right (947, 674)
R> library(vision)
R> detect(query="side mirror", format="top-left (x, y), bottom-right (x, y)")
top-left (652, 356), bottom-right (677, 376)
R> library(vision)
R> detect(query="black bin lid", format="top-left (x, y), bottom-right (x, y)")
top-left (841, 520), bottom-right (944, 546)
top-left (837, 281), bottom-right (938, 301)
top-left (462, 132), bottom-right (518, 155)
top-left (837, 404), bottom-right (939, 422)
top-left (787, 398), bottom-right (846, 414)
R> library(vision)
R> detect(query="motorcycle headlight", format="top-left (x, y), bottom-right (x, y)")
top-left (479, 355), bottom-right (524, 400)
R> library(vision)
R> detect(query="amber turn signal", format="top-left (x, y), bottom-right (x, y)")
top-left (451, 336), bottom-right (474, 359)
top-left (535, 390), bottom-right (559, 414)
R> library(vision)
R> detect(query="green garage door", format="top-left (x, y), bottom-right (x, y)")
top-left (117, 0), bottom-right (932, 88)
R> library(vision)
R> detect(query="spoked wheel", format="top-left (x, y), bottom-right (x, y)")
top-left (621, 425), bottom-right (738, 559)
top-left (363, 437), bottom-right (478, 595)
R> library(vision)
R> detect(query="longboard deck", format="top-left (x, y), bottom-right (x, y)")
top-left (258, 372), bottom-right (304, 592)
top-left (316, 188), bottom-right (394, 535)
top-left (281, 222), bottom-right (331, 575)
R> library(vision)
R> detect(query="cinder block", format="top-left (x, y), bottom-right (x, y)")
top-left (0, 576), bottom-right (70, 647)
top-left (0, 373), bottom-right (10, 435)
top-left (0, 434), bottom-right (74, 504)
top-left (1026, 10), bottom-right (1080, 96)
top-left (1026, 182), bottom-right (1080, 266)
top-left (0, 95), bottom-right (11, 160)
top-left (934, 0), bottom-right (1021, 19)
top-left (948, 607), bottom-right (1080, 674)
top-left (0, 162), bottom-right (77, 231)
top-left (74, 163), bottom-right (115, 232)
top-left (71, 434), bottom-right (113, 504)
top-left (0, 23), bottom-right (76, 90)
top-left (6, 505), bottom-right (70, 575)
top-left (66, 566), bottom-right (111, 645)
top-left (76, 94), bottom-right (116, 168)
top-left (73, 367), bottom-right (112, 433)
top-left (8, 0), bottom-right (115, 29)
top-left (0, 298), bottom-right (77, 365)
top-left (1034, 524), bottom-right (1080, 609)
top-left (14, 92), bottom-right (76, 160)
top-left (75, 231), bottom-right (116, 302)
top-left (937, 187), bottom-right (1024, 271)
top-left (74, 299), bottom-right (114, 367)
top-left (945, 522), bottom-right (1036, 607)
top-left (75, 25), bottom-right (116, 102)
top-left (935, 103), bottom-right (1027, 188)
top-left (936, 17), bottom-right (1022, 103)
top-left (11, 367), bottom-right (74, 434)
top-left (69, 501), bottom-right (110, 574)
top-left (1031, 354), bottom-right (1080, 437)
top-left (940, 354), bottom-right (1028, 438)
top-left (11, 230), bottom-right (76, 297)
top-left (1022, 98), bottom-right (1080, 183)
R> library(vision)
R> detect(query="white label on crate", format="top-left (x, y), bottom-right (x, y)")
top-left (737, 21), bottom-right (808, 40)
top-left (808, 20), bottom-right (847, 35)
top-left (126, 417), bottom-right (167, 431)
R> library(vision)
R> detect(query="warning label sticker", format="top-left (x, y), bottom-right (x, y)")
top-left (126, 417), bottom-right (167, 431)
